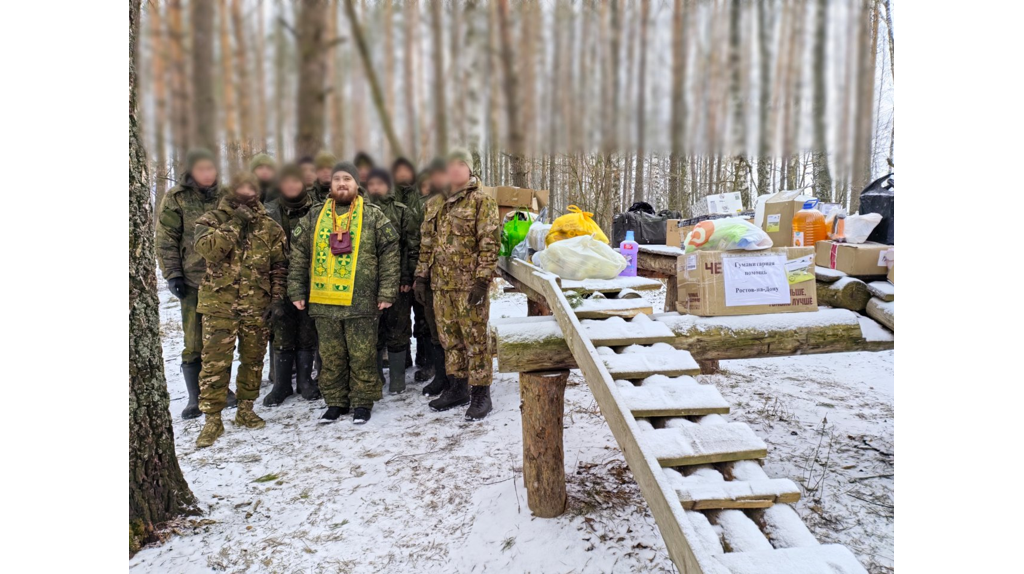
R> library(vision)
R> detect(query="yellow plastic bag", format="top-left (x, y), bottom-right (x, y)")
top-left (545, 205), bottom-right (609, 246)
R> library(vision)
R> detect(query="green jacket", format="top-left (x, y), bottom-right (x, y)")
top-left (415, 177), bottom-right (500, 291)
top-left (156, 176), bottom-right (224, 287)
top-left (259, 180), bottom-right (280, 204)
top-left (287, 200), bottom-right (402, 320)
top-left (369, 188), bottom-right (420, 286)
top-left (310, 181), bottom-right (331, 204)
top-left (396, 183), bottom-right (424, 227)
top-left (265, 193), bottom-right (314, 253)
top-left (193, 197), bottom-right (289, 319)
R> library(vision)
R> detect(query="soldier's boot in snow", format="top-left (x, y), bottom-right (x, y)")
top-left (226, 388), bottom-right (238, 409)
top-left (319, 406), bottom-right (349, 423)
top-left (405, 344), bottom-right (413, 369)
top-left (353, 407), bottom-right (372, 424)
top-left (181, 361), bottom-right (202, 420)
top-left (415, 337), bottom-right (428, 367)
top-left (263, 350), bottom-right (296, 407)
top-left (235, 400), bottom-right (266, 429)
top-left (377, 348), bottom-right (387, 387)
top-left (429, 377), bottom-right (470, 412)
top-left (388, 349), bottom-right (408, 394)
top-left (196, 412), bottom-right (224, 448)
top-left (295, 350), bottom-right (321, 400)
top-left (422, 344), bottom-right (449, 396)
top-left (312, 351), bottom-right (322, 384)
top-left (465, 386), bottom-right (493, 421)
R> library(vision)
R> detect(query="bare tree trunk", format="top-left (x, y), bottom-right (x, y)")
top-left (384, 0), bottom-right (395, 157)
top-left (633, 0), bottom-right (650, 204)
top-left (129, 0), bottom-right (196, 556)
top-left (729, 0), bottom-right (751, 204)
top-left (669, 0), bottom-right (688, 212)
top-left (850, 0), bottom-right (877, 213)
top-left (254, 0), bottom-right (268, 150)
top-left (811, 0), bottom-right (834, 200)
top-left (487, 0), bottom-right (501, 183)
top-left (167, 0), bottom-right (189, 168)
top-left (344, 0), bottom-right (404, 157)
top-left (521, 0), bottom-right (540, 185)
top-left (231, 0), bottom-right (254, 162)
top-left (405, 0), bottom-right (419, 161)
top-left (430, 0), bottom-right (448, 155)
top-left (149, 0), bottom-right (169, 201)
top-left (464, 0), bottom-right (483, 159)
top-left (328, 0), bottom-right (346, 157)
top-left (781, 0), bottom-right (805, 190)
top-left (295, 0), bottom-right (328, 158)
top-left (219, 0), bottom-right (239, 173)
top-left (450, 3), bottom-right (464, 145)
top-left (882, 0), bottom-right (893, 78)
top-left (273, 0), bottom-right (287, 159)
top-left (756, 0), bottom-right (773, 197)
top-left (191, 0), bottom-right (217, 157)
top-left (497, 0), bottom-right (527, 187)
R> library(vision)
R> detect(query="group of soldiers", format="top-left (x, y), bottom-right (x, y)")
top-left (156, 146), bottom-right (499, 448)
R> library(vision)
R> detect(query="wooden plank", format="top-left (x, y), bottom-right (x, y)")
top-left (663, 468), bottom-right (801, 510)
top-left (602, 348), bottom-right (701, 378)
top-left (582, 316), bottom-right (677, 347)
top-left (637, 246), bottom-right (682, 277)
top-left (560, 275), bottom-right (664, 294)
top-left (815, 265), bottom-right (846, 283)
top-left (574, 298), bottom-right (654, 319)
top-left (867, 280), bottom-right (894, 302)
top-left (645, 424), bottom-right (768, 467)
top-left (713, 545), bottom-right (868, 574)
top-left (617, 378), bottom-right (730, 417)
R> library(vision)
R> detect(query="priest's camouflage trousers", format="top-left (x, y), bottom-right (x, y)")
top-left (315, 316), bottom-right (382, 409)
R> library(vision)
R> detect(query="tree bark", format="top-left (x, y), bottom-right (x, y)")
top-left (254, 0), bottom-right (268, 150)
top-left (463, 0), bottom-right (483, 161)
top-left (728, 0), bottom-right (750, 205)
top-left (344, 0), bottom-right (404, 157)
top-left (273, 0), bottom-right (287, 159)
top-left (850, 0), bottom-right (878, 213)
top-left (191, 0), bottom-right (217, 158)
top-left (167, 0), bottom-right (189, 168)
top-left (149, 0), bottom-right (169, 202)
top-left (811, 0), bottom-right (834, 201)
top-left (129, 0), bottom-right (196, 555)
top-left (231, 0), bottom-right (254, 162)
top-left (220, 0), bottom-right (239, 173)
top-left (519, 370), bottom-right (569, 518)
top-left (497, 0), bottom-right (527, 187)
top-left (328, 0), bottom-right (346, 157)
top-left (384, 0), bottom-right (395, 156)
top-left (404, 0), bottom-right (419, 162)
top-left (295, 0), bottom-right (328, 158)
top-left (430, 0), bottom-right (448, 155)
top-left (669, 0), bottom-right (689, 212)
top-left (633, 0), bottom-right (650, 204)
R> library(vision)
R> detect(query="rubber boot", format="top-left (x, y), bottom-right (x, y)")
top-left (295, 349), bottom-right (321, 400)
top-left (353, 407), bottom-right (372, 424)
top-left (268, 344), bottom-right (276, 382)
top-left (388, 349), bottom-right (408, 394)
top-left (181, 361), bottom-right (202, 420)
top-left (319, 405), bottom-right (349, 423)
top-left (465, 386), bottom-right (493, 421)
top-left (196, 412), bottom-right (224, 448)
top-left (405, 344), bottom-right (413, 369)
top-left (429, 377), bottom-right (470, 412)
top-left (415, 337), bottom-right (428, 367)
top-left (263, 350), bottom-right (295, 407)
top-left (377, 348), bottom-right (387, 387)
top-left (235, 399), bottom-right (266, 429)
top-left (414, 338), bottom-right (434, 383)
top-left (422, 344), bottom-right (449, 396)
top-left (313, 350), bottom-right (322, 384)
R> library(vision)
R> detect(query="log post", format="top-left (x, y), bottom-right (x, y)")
top-left (697, 359), bottom-right (721, 374)
top-left (527, 297), bottom-right (552, 316)
top-left (663, 275), bottom-right (678, 313)
top-left (519, 370), bottom-right (569, 518)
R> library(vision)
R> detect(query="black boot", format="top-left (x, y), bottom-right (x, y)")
top-left (181, 361), bottom-right (202, 420)
top-left (422, 344), bottom-right (449, 396)
top-left (353, 407), bottom-right (372, 424)
top-left (268, 344), bottom-right (276, 382)
top-left (388, 348), bottom-right (408, 394)
top-left (295, 349), bottom-right (321, 400)
top-left (263, 349), bottom-right (295, 407)
top-left (405, 344), bottom-right (413, 369)
top-left (465, 386), bottom-right (493, 421)
top-left (415, 337), bottom-right (428, 367)
top-left (377, 348), bottom-right (387, 387)
top-left (319, 405), bottom-right (349, 423)
top-left (312, 350), bottom-right (322, 383)
top-left (429, 377), bottom-right (469, 412)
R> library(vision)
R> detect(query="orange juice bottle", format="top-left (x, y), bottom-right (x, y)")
top-left (792, 199), bottom-right (826, 247)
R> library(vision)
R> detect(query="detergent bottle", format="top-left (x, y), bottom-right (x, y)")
top-left (619, 230), bottom-right (639, 277)
top-left (792, 199), bottom-right (826, 247)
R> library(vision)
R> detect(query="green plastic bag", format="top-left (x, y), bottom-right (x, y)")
top-left (500, 208), bottom-right (534, 257)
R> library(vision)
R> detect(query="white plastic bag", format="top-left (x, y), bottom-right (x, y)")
top-left (683, 216), bottom-right (773, 253)
top-left (527, 223), bottom-right (552, 251)
top-left (845, 213), bottom-right (882, 244)
top-left (536, 234), bottom-right (627, 280)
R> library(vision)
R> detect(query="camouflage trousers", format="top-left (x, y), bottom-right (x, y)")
top-left (434, 289), bottom-right (491, 387)
top-left (199, 315), bottom-right (269, 413)
top-left (181, 285), bottom-right (204, 363)
top-left (377, 291), bottom-right (413, 352)
top-left (315, 316), bottom-right (382, 409)
top-left (272, 304), bottom-right (318, 352)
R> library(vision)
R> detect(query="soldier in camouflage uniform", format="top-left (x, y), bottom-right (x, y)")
top-left (311, 150), bottom-right (337, 204)
top-left (366, 168), bottom-right (420, 394)
top-left (298, 155), bottom-right (317, 191)
top-left (415, 161), bottom-right (452, 396)
top-left (288, 162), bottom-right (401, 424)
top-left (414, 148), bottom-right (499, 420)
top-left (353, 151), bottom-right (375, 187)
top-left (250, 153), bottom-right (279, 204)
top-left (263, 164), bottom-right (321, 406)
top-left (192, 174), bottom-right (289, 448)
top-left (156, 148), bottom-right (236, 420)
top-left (391, 157), bottom-right (430, 375)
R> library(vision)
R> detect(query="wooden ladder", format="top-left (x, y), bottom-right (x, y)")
top-left (500, 257), bottom-right (867, 574)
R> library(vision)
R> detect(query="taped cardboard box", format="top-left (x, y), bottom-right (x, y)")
top-left (675, 247), bottom-right (817, 317)
top-left (815, 241), bottom-right (893, 277)
top-left (665, 219), bottom-right (683, 248)
top-left (481, 186), bottom-right (549, 221)
top-left (761, 190), bottom-right (813, 247)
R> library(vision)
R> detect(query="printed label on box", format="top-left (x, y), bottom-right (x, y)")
top-left (784, 254), bottom-right (815, 284)
top-left (877, 249), bottom-right (893, 267)
top-left (793, 231), bottom-right (805, 247)
top-left (767, 214), bottom-right (781, 232)
top-left (686, 255), bottom-right (697, 271)
top-left (721, 253), bottom-right (790, 307)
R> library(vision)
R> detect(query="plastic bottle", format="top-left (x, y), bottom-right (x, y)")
top-left (792, 199), bottom-right (826, 247)
top-left (619, 230), bottom-right (639, 277)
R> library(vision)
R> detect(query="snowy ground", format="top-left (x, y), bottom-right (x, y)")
top-left (131, 281), bottom-right (893, 573)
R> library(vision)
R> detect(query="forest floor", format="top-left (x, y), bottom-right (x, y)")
top-left (129, 281), bottom-right (894, 574)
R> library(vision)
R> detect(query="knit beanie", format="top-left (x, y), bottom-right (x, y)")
top-left (446, 147), bottom-right (476, 175)
top-left (353, 151), bottom-right (375, 169)
top-left (315, 150), bottom-right (337, 170)
top-left (366, 167), bottom-right (392, 189)
top-left (249, 153), bottom-right (276, 172)
top-left (278, 163), bottom-right (303, 182)
top-left (297, 155), bottom-right (315, 167)
top-left (331, 161), bottom-right (360, 181)
top-left (186, 147), bottom-right (216, 172)
top-left (229, 173), bottom-right (261, 195)
top-left (428, 157), bottom-right (447, 174)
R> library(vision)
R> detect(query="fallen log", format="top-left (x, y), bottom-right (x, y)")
top-left (492, 309), bottom-right (893, 373)
top-left (816, 277), bottom-right (871, 312)
top-left (866, 297), bottom-right (894, 331)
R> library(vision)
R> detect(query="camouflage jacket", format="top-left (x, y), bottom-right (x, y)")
top-left (310, 181), bottom-right (331, 204)
top-left (369, 190), bottom-right (420, 286)
top-left (193, 197), bottom-right (288, 319)
top-left (396, 184), bottom-right (424, 227)
top-left (265, 193), bottom-right (314, 253)
top-left (287, 200), bottom-right (402, 320)
top-left (259, 180), bottom-right (280, 204)
top-left (156, 177), bottom-right (224, 287)
top-left (415, 177), bottom-right (499, 291)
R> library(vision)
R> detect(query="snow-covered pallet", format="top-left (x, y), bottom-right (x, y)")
top-left (574, 297), bottom-right (654, 319)
top-left (498, 256), bottom-right (869, 574)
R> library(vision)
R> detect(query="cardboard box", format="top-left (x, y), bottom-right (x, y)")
top-left (665, 219), bottom-right (683, 248)
top-left (815, 241), bottom-right (893, 277)
top-left (706, 192), bottom-right (744, 215)
top-left (482, 185), bottom-right (546, 221)
top-left (675, 247), bottom-right (817, 317)
top-left (762, 190), bottom-right (813, 247)
top-left (887, 262), bottom-right (894, 284)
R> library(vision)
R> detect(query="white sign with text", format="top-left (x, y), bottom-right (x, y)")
top-left (721, 253), bottom-right (790, 307)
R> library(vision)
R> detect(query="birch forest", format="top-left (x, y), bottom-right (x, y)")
top-left (136, 0), bottom-right (894, 231)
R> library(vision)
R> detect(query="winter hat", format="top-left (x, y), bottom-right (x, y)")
top-left (391, 156), bottom-right (416, 177)
top-left (249, 153), bottom-right (276, 172)
top-left (416, 169), bottom-right (432, 187)
top-left (278, 163), bottom-right (303, 182)
top-left (229, 172), bottom-right (261, 195)
top-left (314, 150), bottom-right (337, 170)
top-left (428, 157), bottom-right (447, 174)
top-left (297, 155), bottom-right (315, 167)
top-left (366, 167), bottom-right (392, 189)
top-left (186, 147), bottom-right (216, 172)
top-left (331, 161), bottom-right (360, 182)
top-left (353, 151), bottom-right (375, 169)
top-left (446, 147), bottom-right (475, 175)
